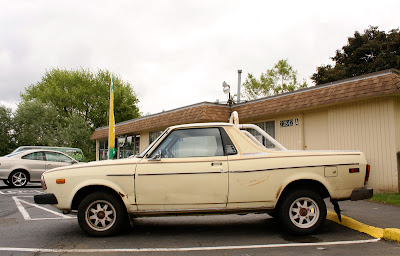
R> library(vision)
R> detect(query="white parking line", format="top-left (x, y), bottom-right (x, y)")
top-left (0, 238), bottom-right (381, 253)
top-left (12, 196), bottom-right (75, 220)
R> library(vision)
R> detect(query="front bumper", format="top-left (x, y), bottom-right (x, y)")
top-left (34, 193), bottom-right (58, 204)
top-left (351, 188), bottom-right (373, 201)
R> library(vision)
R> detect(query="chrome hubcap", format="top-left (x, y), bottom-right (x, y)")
top-left (289, 197), bottom-right (320, 229)
top-left (11, 172), bottom-right (27, 187)
top-left (85, 200), bottom-right (116, 231)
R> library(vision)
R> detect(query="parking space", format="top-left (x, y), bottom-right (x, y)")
top-left (0, 182), bottom-right (399, 256)
top-left (12, 195), bottom-right (75, 221)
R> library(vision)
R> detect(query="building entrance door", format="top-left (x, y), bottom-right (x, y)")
top-left (304, 110), bottom-right (329, 150)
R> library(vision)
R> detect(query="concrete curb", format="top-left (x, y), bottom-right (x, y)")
top-left (383, 228), bottom-right (400, 242)
top-left (327, 211), bottom-right (400, 243)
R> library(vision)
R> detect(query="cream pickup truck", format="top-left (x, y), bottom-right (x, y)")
top-left (35, 112), bottom-right (373, 236)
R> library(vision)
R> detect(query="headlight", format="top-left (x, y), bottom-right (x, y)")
top-left (40, 175), bottom-right (47, 190)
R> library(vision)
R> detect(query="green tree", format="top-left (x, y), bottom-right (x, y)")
top-left (13, 100), bottom-right (60, 146)
top-left (56, 113), bottom-right (96, 161)
top-left (0, 105), bottom-right (15, 155)
top-left (242, 59), bottom-right (308, 100)
top-left (312, 26), bottom-right (400, 85)
top-left (21, 68), bottom-right (140, 128)
top-left (13, 101), bottom-right (97, 161)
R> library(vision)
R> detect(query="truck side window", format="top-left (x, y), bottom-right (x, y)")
top-left (150, 128), bottom-right (224, 158)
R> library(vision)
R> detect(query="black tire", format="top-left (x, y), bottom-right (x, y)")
top-left (278, 189), bottom-right (326, 235)
top-left (3, 179), bottom-right (10, 186)
top-left (78, 192), bottom-right (128, 237)
top-left (8, 170), bottom-right (29, 187)
top-left (268, 210), bottom-right (279, 219)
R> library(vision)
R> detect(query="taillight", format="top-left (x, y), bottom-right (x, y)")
top-left (364, 164), bottom-right (370, 185)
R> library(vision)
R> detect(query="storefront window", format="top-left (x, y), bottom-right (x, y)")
top-left (98, 135), bottom-right (140, 161)
top-left (149, 130), bottom-right (163, 144)
top-left (119, 135), bottom-right (140, 159)
top-left (98, 141), bottom-right (108, 160)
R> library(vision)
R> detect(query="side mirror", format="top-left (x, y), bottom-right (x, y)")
top-left (149, 150), bottom-right (162, 161)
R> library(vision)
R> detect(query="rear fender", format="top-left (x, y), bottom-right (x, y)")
top-left (276, 172), bottom-right (334, 203)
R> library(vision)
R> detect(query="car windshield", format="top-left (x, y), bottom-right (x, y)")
top-left (136, 128), bottom-right (169, 158)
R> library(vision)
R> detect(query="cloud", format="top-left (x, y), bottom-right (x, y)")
top-left (0, 0), bottom-right (399, 115)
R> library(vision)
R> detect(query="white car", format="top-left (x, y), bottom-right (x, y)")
top-left (35, 112), bottom-right (372, 237)
top-left (0, 149), bottom-right (78, 187)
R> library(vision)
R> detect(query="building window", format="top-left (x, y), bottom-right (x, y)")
top-left (247, 121), bottom-right (276, 148)
top-left (98, 141), bottom-right (108, 160)
top-left (134, 135), bottom-right (140, 155)
top-left (119, 135), bottom-right (140, 159)
top-left (149, 130), bottom-right (163, 144)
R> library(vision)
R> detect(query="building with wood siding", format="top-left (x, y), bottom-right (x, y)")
top-left (91, 69), bottom-right (400, 193)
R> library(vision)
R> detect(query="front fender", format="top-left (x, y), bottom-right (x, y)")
top-left (51, 176), bottom-right (135, 211)
top-left (72, 178), bottom-right (131, 200)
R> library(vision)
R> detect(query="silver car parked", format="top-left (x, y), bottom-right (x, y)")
top-left (0, 149), bottom-right (78, 187)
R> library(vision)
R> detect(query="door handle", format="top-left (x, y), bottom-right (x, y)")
top-left (211, 162), bottom-right (226, 173)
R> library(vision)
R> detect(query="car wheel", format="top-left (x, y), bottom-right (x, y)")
top-left (8, 170), bottom-right (29, 187)
top-left (278, 189), bottom-right (326, 235)
top-left (78, 192), bottom-right (128, 237)
top-left (3, 179), bottom-right (10, 186)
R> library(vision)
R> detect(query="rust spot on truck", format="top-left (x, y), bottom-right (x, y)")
top-left (118, 192), bottom-right (125, 198)
top-left (248, 175), bottom-right (269, 186)
top-left (237, 175), bottom-right (270, 186)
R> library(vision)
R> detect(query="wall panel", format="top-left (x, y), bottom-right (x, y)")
top-left (328, 98), bottom-right (397, 192)
top-left (275, 114), bottom-right (304, 150)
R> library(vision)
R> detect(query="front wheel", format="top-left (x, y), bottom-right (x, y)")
top-left (78, 192), bottom-right (128, 237)
top-left (278, 190), bottom-right (326, 235)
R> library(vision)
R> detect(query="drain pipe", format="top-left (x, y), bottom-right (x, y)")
top-left (237, 70), bottom-right (242, 103)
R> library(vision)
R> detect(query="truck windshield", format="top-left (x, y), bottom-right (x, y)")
top-left (137, 129), bottom-right (169, 158)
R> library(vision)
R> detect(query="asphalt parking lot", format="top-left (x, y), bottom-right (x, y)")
top-left (0, 181), bottom-right (399, 256)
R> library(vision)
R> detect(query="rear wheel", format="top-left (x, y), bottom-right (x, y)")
top-left (78, 192), bottom-right (128, 237)
top-left (3, 179), bottom-right (10, 186)
top-left (8, 170), bottom-right (29, 187)
top-left (278, 189), bottom-right (326, 235)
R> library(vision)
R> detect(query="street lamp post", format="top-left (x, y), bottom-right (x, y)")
top-left (222, 81), bottom-right (233, 112)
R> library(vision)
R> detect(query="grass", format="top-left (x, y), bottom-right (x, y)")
top-left (370, 193), bottom-right (400, 207)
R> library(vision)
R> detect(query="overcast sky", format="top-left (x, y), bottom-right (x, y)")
top-left (1, 0), bottom-right (399, 115)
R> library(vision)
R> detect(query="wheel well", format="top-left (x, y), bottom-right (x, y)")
top-left (71, 185), bottom-right (126, 211)
top-left (9, 169), bottom-right (30, 181)
top-left (277, 179), bottom-right (330, 206)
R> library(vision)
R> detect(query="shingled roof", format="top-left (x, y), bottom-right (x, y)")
top-left (235, 69), bottom-right (400, 123)
top-left (90, 69), bottom-right (400, 140)
top-left (90, 103), bottom-right (230, 140)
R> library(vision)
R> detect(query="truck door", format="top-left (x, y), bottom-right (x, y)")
top-left (135, 128), bottom-right (228, 211)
